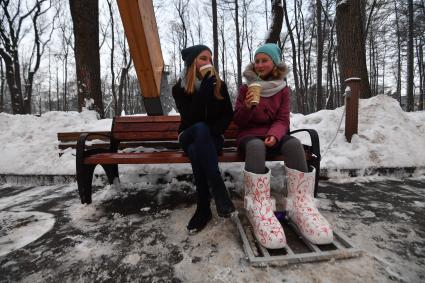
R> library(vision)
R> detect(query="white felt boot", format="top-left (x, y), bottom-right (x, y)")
top-left (243, 168), bottom-right (286, 249)
top-left (283, 166), bottom-right (333, 245)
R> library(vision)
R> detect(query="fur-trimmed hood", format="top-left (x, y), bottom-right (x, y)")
top-left (242, 62), bottom-right (288, 84)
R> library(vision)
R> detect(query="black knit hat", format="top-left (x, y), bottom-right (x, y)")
top-left (181, 45), bottom-right (212, 67)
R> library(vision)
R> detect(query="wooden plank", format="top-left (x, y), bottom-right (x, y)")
top-left (112, 131), bottom-right (179, 141)
top-left (113, 122), bottom-right (238, 133)
top-left (83, 151), bottom-right (286, 164)
top-left (112, 122), bottom-right (180, 132)
top-left (116, 0), bottom-right (163, 99)
top-left (58, 141), bottom-right (237, 150)
top-left (57, 131), bottom-right (110, 142)
top-left (114, 115), bottom-right (181, 123)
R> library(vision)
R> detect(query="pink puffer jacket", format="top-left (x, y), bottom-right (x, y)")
top-left (233, 84), bottom-right (291, 145)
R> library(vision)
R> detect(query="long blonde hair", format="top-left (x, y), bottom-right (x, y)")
top-left (184, 60), bottom-right (223, 100)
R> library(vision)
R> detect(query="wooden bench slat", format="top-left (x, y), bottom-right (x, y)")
top-left (112, 122), bottom-right (180, 132)
top-left (112, 132), bottom-right (179, 141)
top-left (112, 123), bottom-right (239, 133)
top-left (113, 115), bottom-right (181, 122)
top-left (112, 131), bottom-right (238, 141)
top-left (57, 131), bottom-right (110, 142)
top-left (59, 141), bottom-right (238, 150)
top-left (84, 151), bottom-right (286, 164)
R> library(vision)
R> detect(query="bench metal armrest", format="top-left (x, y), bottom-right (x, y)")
top-left (76, 133), bottom-right (112, 163)
top-left (289, 129), bottom-right (321, 162)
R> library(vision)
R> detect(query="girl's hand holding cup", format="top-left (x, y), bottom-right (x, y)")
top-left (244, 90), bottom-right (256, 108)
top-left (245, 83), bottom-right (261, 108)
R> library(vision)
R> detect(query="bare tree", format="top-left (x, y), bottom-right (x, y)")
top-left (117, 32), bottom-right (132, 116)
top-left (0, 57), bottom-right (4, 112)
top-left (0, 0), bottom-right (54, 114)
top-left (235, 0), bottom-right (242, 86)
top-left (174, 0), bottom-right (190, 49)
top-left (266, 0), bottom-right (283, 43)
top-left (316, 0), bottom-right (324, 110)
top-left (283, 0), bottom-right (301, 112)
top-left (336, 0), bottom-right (372, 98)
top-left (417, 36), bottom-right (424, 110)
top-left (394, 0), bottom-right (402, 103)
top-left (212, 0), bottom-right (219, 71)
top-left (106, 0), bottom-right (117, 115)
top-left (69, 0), bottom-right (104, 117)
top-left (406, 0), bottom-right (414, 111)
top-left (57, 7), bottom-right (73, 112)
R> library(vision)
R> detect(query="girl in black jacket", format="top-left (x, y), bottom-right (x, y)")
top-left (172, 45), bottom-right (235, 234)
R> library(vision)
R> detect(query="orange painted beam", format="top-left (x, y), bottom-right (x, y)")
top-left (117, 0), bottom-right (163, 98)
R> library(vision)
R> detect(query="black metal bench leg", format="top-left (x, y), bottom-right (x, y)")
top-left (102, 164), bottom-right (119, 184)
top-left (76, 163), bottom-right (96, 204)
top-left (309, 160), bottom-right (320, 197)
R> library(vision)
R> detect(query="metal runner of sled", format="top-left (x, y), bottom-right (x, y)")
top-left (232, 211), bottom-right (362, 267)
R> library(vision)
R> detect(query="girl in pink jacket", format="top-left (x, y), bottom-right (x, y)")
top-left (234, 43), bottom-right (333, 249)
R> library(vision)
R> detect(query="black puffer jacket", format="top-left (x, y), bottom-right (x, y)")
top-left (172, 78), bottom-right (233, 136)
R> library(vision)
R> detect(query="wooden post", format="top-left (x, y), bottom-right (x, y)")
top-left (117, 0), bottom-right (164, 115)
top-left (345, 78), bottom-right (361, 143)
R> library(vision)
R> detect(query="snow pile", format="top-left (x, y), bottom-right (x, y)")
top-left (0, 95), bottom-right (424, 175)
top-left (0, 211), bottom-right (55, 257)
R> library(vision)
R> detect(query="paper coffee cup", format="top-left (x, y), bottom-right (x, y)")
top-left (248, 83), bottom-right (262, 105)
top-left (200, 64), bottom-right (213, 78)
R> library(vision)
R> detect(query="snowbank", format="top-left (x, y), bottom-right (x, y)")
top-left (0, 95), bottom-right (424, 175)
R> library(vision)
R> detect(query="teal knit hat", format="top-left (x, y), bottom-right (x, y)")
top-left (254, 43), bottom-right (281, 64)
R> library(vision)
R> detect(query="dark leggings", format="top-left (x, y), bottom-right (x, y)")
top-left (179, 122), bottom-right (224, 198)
top-left (239, 135), bottom-right (308, 174)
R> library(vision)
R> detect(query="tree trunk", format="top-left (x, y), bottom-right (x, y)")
top-left (0, 58), bottom-right (4, 112)
top-left (48, 49), bottom-right (52, 111)
top-left (316, 0), bottom-right (323, 110)
top-left (212, 0), bottom-right (219, 72)
top-left (265, 0), bottom-right (283, 43)
top-left (107, 0), bottom-right (117, 115)
top-left (417, 38), bottom-right (424, 111)
top-left (56, 65), bottom-right (60, 111)
top-left (336, 0), bottom-right (372, 98)
top-left (69, 0), bottom-right (104, 117)
top-left (283, 0), bottom-right (301, 112)
top-left (0, 49), bottom-right (23, 114)
top-left (235, 0), bottom-right (242, 87)
top-left (406, 0), bottom-right (414, 111)
top-left (394, 1), bottom-right (402, 104)
top-left (220, 15), bottom-right (227, 85)
top-left (63, 55), bottom-right (68, 111)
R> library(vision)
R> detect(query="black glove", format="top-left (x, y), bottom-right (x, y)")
top-left (200, 73), bottom-right (217, 98)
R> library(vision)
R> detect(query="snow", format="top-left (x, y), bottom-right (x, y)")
top-left (0, 95), bottom-right (424, 281)
top-left (0, 95), bottom-right (424, 176)
top-left (0, 211), bottom-right (55, 257)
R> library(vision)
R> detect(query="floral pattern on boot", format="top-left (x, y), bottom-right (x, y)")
top-left (283, 166), bottom-right (333, 245)
top-left (244, 169), bottom-right (286, 249)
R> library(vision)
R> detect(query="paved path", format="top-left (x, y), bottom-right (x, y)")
top-left (0, 178), bottom-right (424, 282)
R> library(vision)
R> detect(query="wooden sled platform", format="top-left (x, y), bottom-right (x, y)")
top-left (232, 210), bottom-right (363, 267)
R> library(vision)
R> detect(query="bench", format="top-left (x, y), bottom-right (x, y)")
top-left (62, 115), bottom-right (321, 204)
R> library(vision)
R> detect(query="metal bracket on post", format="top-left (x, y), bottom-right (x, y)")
top-left (344, 77), bottom-right (361, 143)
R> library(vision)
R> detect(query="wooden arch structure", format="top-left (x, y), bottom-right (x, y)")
top-left (117, 0), bottom-right (164, 115)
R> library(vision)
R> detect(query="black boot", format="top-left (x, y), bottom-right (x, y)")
top-left (210, 173), bottom-right (235, 218)
top-left (187, 202), bottom-right (212, 234)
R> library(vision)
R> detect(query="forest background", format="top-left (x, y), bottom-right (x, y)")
top-left (0, 0), bottom-right (424, 118)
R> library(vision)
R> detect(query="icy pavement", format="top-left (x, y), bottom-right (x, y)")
top-left (0, 178), bottom-right (424, 283)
